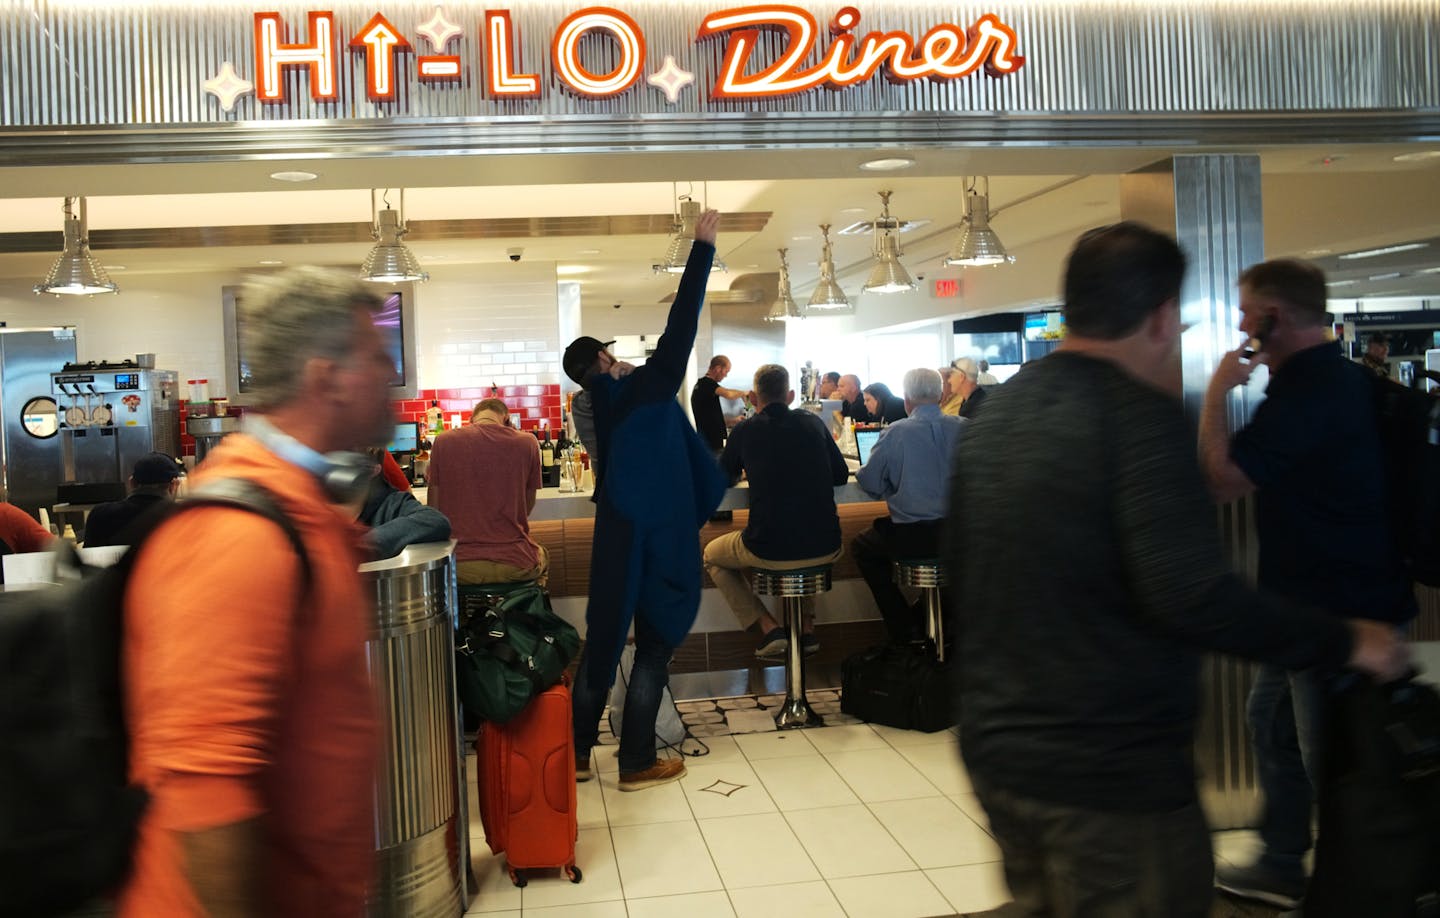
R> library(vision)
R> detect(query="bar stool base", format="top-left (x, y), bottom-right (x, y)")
top-left (775, 698), bottom-right (824, 730)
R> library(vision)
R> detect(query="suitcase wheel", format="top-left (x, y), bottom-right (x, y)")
top-left (508, 867), bottom-right (527, 888)
top-left (566, 864), bottom-right (583, 884)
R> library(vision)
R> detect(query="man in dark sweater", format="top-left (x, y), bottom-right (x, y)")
top-left (944, 223), bottom-right (1406, 915)
top-left (689, 354), bottom-right (747, 454)
top-left (1199, 259), bottom-right (1416, 907)
top-left (704, 363), bottom-right (849, 658)
top-left (82, 452), bottom-right (182, 547)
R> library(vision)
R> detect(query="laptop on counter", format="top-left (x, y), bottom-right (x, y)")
top-left (855, 428), bottom-right (882, 466)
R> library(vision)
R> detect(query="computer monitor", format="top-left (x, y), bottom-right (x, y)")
top-left (855, 429), bottom-right (882, 466)
top-left (388, 421), bottom-right (419, 453)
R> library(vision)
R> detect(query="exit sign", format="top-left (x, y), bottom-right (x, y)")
top-left (934, 278), bottom-right (961, 298)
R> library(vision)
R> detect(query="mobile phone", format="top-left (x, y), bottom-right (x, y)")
top-left (1242, 313), bottom-right (1277, 359)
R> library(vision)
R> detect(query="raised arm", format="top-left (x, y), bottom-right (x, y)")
top-left (636, 209), bottom-right (720, 399)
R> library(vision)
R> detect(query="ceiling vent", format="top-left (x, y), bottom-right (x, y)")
top-left (835, 217), bottom-right (930, 236)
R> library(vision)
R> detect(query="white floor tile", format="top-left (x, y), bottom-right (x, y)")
top-left (519, 827), bottom-right (624, 910)
top-left (681, 733), bottom-right (750, 769)
top-left (824, 747), bottom-right (941, 802)
top-left (897, 742), bottom-right (974, 795)
top-left (681, 762), bottom-right (779, 819)
top-left (802, 723), bottom-right (888, 754)
top-left (464, 908), bottom-right (517, 918)
top-left (521, 902), bottom-right (628, 917)
top-left (625, 890), bottom-right (737, 918)
top-left (699, 812), bottom-right (821, 890)
top-left (826, 870), bottom-right (954, 918)
top-left (611, 821), bottom-right (724, 899)
top-left (785, 805), bottom-right (916, 878)
top-left (728, 881), bottom-right (846, 918)
top-left (927, 862), bottom-right (1012, 914)
top-left (726, 709), bottom-right (780, 734)
top-left (735, 729), bottom-right (815, 759)
top-left (949, 793), bottom-right (993, 837)
top-left (576, 776), bottom-right (607, 829)
top-left (468, 848), bottom-right (523, 912)
top-left (869, 797), bottom-right (1003, 869)
top-left (750, 755), bottom-right (861, 811)
top-left (869, 722), bottom-right (957, 747)
top-left (596, 769), bottom-right (694, 826)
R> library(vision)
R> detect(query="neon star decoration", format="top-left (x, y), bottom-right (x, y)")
top-left (417, 6), bottom-right (463, 50)
top-left (203, 61), bottom-right (254, 112)
top-left (646, 55), bottom-right (695, 103)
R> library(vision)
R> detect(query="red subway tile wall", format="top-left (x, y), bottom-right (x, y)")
top-left (394, 385), bottom-right (563, 432)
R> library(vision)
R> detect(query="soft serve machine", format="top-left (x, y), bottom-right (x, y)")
top-left (52, 358), bottom-right (180, 502)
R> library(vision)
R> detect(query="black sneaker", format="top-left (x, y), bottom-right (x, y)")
top-left (1215, 861), bottom-right (1305, 909)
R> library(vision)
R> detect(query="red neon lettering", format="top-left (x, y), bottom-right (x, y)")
top-left (485, 10), bottom-right (540, 97)
top-left (697, 6), bottom-right (1024, 99)
top-left (254, 11), bottom-right (338, 103)
top-left (551, 7), bottom-right (646, 98)
top-left (348, 13), bottom-right (411, 102)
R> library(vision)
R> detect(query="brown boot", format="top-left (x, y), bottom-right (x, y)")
top-left (618, 757), bottom-right (685, 792)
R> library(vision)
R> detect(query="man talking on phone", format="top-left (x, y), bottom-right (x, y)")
top-left (1198, 258), bottom-right (1415, 908)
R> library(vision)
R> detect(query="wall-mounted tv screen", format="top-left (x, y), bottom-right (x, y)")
top-left (1024, 311), bottom-right (1066, 341)
top-left (222, 285), bottom-right (418, 404)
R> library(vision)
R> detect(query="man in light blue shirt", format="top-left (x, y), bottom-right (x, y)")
top-left (853, 367), bottom-right (966, 643)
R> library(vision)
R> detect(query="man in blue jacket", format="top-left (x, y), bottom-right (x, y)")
top-left (564, 209), bottom-right (726, 792)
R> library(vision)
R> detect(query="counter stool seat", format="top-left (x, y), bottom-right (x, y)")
top-left (750, 563), bottom-right (833, 730)
top-left (893, 558), bottom-right (948, 660)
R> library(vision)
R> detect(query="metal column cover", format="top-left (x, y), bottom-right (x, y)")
top-left (1121, 155), bottom-right (1266, 831)
top-left (360, 541), bottom-right (467, 917)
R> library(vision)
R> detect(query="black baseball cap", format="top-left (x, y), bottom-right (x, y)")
top-left (563, 336), bottom-right (616, 384)
top-left (132, 451), bottom-right (182, 485)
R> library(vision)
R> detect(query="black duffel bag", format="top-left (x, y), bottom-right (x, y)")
top-left (840, 642), bottom-right (954, 733)
top-left (454, 584), bottom-right (579, 724)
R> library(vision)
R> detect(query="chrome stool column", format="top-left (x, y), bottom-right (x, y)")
top-left (894, 559), bottom-right (948, 662)
top-left (751, 565), bottom-right (833, 729)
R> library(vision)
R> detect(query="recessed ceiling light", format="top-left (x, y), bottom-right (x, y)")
top-left (859, 156), bottom-right (915, 172)
top-left (258, 259), bottom-right (284, 265)
top-left (1305, 248), bottom-right (1333, 257)
top-left (1393, 150), bottom-right (1440, 163)
top-left (839, 207), bottom-right (868, 215)
top-left (1368, 272), bottom-right (1404, 281)
top-left (101, 265), bottom-right (127, 271)
top-left (420, 255), bottom-right (446, 262)
top-left (1338, 242), bottom-right (1429, 260)
top-left (269, 170), bottom-right (318, 182)
top-left (790, 235), bottom-right (813, 242)
top-left (576, 248), bottom-right (602, 255)
top-left (1325, 280), bottom-right (1358, 287)
top-left (557, 265), bottom-right (591, 275)
top-left (1417, 266), bottom-right (1440, 275)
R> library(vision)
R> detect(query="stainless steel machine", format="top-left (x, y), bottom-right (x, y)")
top-left (0, 327), bottom-right (78, 516)
top-left (52, 358), bottom-right (179, 503)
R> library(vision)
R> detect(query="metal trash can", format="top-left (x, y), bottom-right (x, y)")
top-left (360, 541), bottom-right (468, 917)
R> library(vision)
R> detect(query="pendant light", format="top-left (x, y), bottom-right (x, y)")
top-left (945, 176), bottom-right (1015, 267)
top-left (34, 197), bottom-right (118, 296)
top-left (764, 248), bottom-right (804, 322)
top-left (655, 186), bottom-right (726, 274)
top-left (806, 223), bottom-right (853, 314)
top-left (361, 189), bottom-right (428, 283)
top-left (861, 190), bottom-right (916, 294)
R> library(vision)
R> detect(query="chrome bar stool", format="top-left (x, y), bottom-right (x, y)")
top-left (751, 565), bottom-right (833, 729)
top-left (895, 559), bottom-right (948, 662)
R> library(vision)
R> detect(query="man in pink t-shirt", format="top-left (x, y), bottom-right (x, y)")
top-left (428, 398), bottom-right (547, 584)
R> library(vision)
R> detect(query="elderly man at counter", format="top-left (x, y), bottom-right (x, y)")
top-left (946, 357), bottom-right (987, 418)
top-left (562, 208), bottom-right (727, 792)
top-left (429, 397), bottom-right (546, 585)
top-left (853, 368), bottom-right (964, 644)
top-left (705, 363), bottom-right (850, 658)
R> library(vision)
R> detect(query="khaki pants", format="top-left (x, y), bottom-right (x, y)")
top-left (457, 545), bottom-right (550, 588)
top-left (703, 531), bottom-right (842, 629)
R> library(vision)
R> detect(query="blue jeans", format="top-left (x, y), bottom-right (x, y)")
top-left (1248, 663), bottom-right (1327, 874)
top-left (572, 613), bottom-right (675, 774)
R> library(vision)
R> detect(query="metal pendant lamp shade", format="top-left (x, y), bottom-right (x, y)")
top-left (765, 248), bottom-right (804, 322)
top-left (656, 197), bottom-right (726, 274)
top-left (945, 180), bottom-right (1015, 267)
top-left (362, 207), bottom-right (429, 283)
top-left (861, 191), bottom-right (916, 295)
top-left (34, 197), bottom-right (118, 296)
top-left (806, 223), bottom-right (853, 314)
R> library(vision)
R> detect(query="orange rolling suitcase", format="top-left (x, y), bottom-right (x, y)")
top-left (474, 681), bottom-right (582, 887)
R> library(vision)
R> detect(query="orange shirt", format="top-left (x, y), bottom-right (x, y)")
top-left (0, 501), bottom-right (52, 555)
top-left (428, 423), bottom-right (542, 569)
top-left (118, 434), bottom-right (378, 917)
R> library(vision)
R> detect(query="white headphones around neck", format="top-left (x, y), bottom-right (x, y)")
top-left (243, 415), bottom-right (377, 504)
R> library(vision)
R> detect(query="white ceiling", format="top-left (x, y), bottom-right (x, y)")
top-left (3, 142), bottom-right (1439, 309)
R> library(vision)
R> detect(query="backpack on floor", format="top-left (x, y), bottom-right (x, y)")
top-left (1371, 376), bottom-right (1440, 587)
top-left (0, 480), bottom-right (308, 918)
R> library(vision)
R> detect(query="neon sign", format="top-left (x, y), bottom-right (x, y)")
top-left (232, 7), bottom-right (1022, 109)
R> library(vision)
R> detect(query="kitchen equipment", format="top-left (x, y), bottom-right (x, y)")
top-left (0, 327), bottom-right (78, 516)
top-left (186, 414), bottom-right (241, 464)
top-left (52, 358), bottom-right (179, 502)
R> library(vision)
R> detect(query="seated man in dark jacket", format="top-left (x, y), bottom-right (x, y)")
top-left (357, 450), bottom-right (450, 559)
top-left (83, 452), bottom-right (182, 547)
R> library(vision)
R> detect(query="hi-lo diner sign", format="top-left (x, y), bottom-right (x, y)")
top-left (214, 5), bottom-right (1023, 110)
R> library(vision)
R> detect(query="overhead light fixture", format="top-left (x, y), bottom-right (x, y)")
top-left (360, 189), bottom-right (428, 283)
top-left (1393, 150), bottom-right (1440, 163)
top-left (764, 248), bottom-right (804, 322)
top-left (861, 191), bottom-right (916, 295)
top-left (807, 223), bottom-right (853, 314)
top-left (34, 197), bottom-right (118, 296)
top-left (655, 185), bottom-right (726, 274)
top-left (269, 170), bottom-right (318, 182)
top-left (859, 156), bottom-right (915, 172)
top-left (1338, 242), bottom-right (1429, 260)
top-left (945, 176), bottom-right (1015, 267)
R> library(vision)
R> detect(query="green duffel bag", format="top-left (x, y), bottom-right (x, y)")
top-left (454, 583), bottom-right (580, 724)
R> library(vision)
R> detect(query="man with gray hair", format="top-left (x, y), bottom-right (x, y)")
top-left (118, 267), bottom-right (393, 914)
top-left (853, 368), bottom-right (966, 642)
top-left (705, 364), bottom-right (850, 658)
top-left (944, 357), bottom-right (987, 418)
